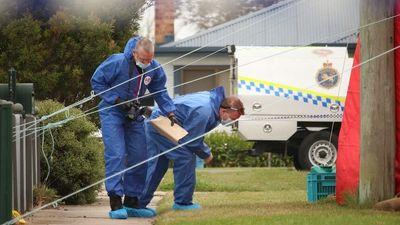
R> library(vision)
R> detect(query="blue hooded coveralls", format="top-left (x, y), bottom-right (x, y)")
top-left (140, 86), bottom-right (225, 207)
top-left (90, 36), bottom-right (176, 198)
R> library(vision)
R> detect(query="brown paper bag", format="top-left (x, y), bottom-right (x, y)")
top-left (149, 116), bottom-right (188, 144)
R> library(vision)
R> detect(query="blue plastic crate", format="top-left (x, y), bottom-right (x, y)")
top-left (307, 167), bottom-right (336, 202)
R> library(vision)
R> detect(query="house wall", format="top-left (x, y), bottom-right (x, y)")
top-left (155, 53), bottom-right (231, 96)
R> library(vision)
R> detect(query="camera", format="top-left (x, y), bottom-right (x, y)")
top-left (126, 101), bottom-right (141, 121)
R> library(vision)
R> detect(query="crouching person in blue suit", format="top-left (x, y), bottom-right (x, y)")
top-left (91, 36), bottom-right (178, 219)
top-left (139, 86), bottom-right (244, 213)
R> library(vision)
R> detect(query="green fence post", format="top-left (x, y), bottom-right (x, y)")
top-left (0, 100), bottom-right (12, 224)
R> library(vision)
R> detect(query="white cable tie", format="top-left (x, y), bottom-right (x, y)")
top-left (65, 109), bottom-right (70, 119)
top-left (90, 90), bottom-right (95, 99)
top-left (51, 201), bottom-right (58, 208)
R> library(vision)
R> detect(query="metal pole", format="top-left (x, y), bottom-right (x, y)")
top-left (227, 45), bottom-right (237, 95)
top-left (21, 115), bottom-right (27, 212)
top-left (25, 115), bottom-right (35, 211)
top-left (13, 115), bottom-right (21, 211)
top-left (0, 100), bottom-right (12, 223)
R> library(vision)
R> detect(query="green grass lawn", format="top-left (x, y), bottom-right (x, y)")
top-left (155, 168), bottom-right (400, 225)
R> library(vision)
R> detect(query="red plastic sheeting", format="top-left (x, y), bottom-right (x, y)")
top-left (395, 0), bottom-right (400, 194)
top-left (335, 39), bottom-right (360, 205)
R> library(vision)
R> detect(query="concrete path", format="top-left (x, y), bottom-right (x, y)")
top-left (25, 191), bottom-right (165, 225)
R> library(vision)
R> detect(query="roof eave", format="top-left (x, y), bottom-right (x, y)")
top-left (155, 46), bottom-right (229, 55)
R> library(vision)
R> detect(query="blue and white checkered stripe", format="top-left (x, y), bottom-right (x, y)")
top-left (238, 79), bottom-right (345, 111)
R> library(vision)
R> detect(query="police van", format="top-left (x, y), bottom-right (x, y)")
top-left (234, 45), bottom-right (354, 170)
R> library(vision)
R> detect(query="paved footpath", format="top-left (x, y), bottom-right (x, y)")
top-left (25, 190), bottom-right (165, 225)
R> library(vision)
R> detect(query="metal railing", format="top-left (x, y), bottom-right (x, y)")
top-left (0, 100), bottom-right (40, 224)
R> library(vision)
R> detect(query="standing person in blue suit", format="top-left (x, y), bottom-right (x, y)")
top-left (91, 36), bottom-right (179, 219)
top-left (139, 86), bottom-right (244, 215)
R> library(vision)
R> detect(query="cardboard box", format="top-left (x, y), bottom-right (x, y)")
top-left (149, 116), bottom-right (188, 144)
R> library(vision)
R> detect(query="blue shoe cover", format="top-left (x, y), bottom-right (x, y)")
top-left (146, 207), bottom-right (157, 215)
top-left (108, 208), bottom-right (128, 219)
top-left (172, 202), bottom-right (201, 210)
top-left (124, 206), bottom-right (157, 218)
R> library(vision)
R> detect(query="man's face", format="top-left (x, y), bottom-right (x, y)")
top-left (134, 48), bottom-right (154, 65)
top-left (220, 108), bottom-right (242, 121)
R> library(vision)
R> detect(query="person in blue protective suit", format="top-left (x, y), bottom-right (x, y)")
top-left (139, 86), bottom-right (244, 214)
top-left (90, 36), bottom-right (179, 219)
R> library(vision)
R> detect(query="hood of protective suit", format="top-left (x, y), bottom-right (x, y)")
top-left (123, 36), bottom-right (142, 59)
top-left (209, 86), bottom-right (225, 120)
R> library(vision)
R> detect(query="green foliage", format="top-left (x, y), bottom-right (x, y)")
top-left (0, 0), bottom-right (145, 108)
top-left (204, 131), bottom-right (293, 167)
top-left (37, 100), bottom-right (104, 204)
top-left (59, 0), bottom-right (146, 46)
top-left (0, 0), bottom-right (144, 45)
top-left (46, 11), bottom-right (117, 104)
top-left (33, 184), bottom-right (58, 207)
top-left (0, 12), bottom-right (117, 107)
top-left (0, 15), bottom-right (51, 88)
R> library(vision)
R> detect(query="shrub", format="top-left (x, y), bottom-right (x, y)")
top-left (33, 185), bottom-right (58, 207)
top-left (204, 131), bottom-right (293, 167)
top-left (37, 100), bottom-right (104, 204)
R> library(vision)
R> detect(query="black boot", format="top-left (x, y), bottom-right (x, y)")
top-left (124, 196), bottom-right (139, 208)
top-left (109, 193), bottom-right (123, 211)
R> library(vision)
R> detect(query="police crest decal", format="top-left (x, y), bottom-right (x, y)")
top-left (144, 76), bottom-right (152, 85)
top-left (316, 61), bottom-right (339, 89)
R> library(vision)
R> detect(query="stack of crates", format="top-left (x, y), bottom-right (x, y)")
top-left (307, 166), bottom-right (336, 202)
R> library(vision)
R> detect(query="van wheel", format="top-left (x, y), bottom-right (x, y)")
top-left (297, 131), bottom-right (338, 170)
top-left (293, 153), bottom-right (303, 170)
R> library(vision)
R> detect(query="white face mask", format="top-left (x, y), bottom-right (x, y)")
top-left (136, 61), bottom-right (150, 69)
top-left (221, 118), bottom-right (233, 126)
